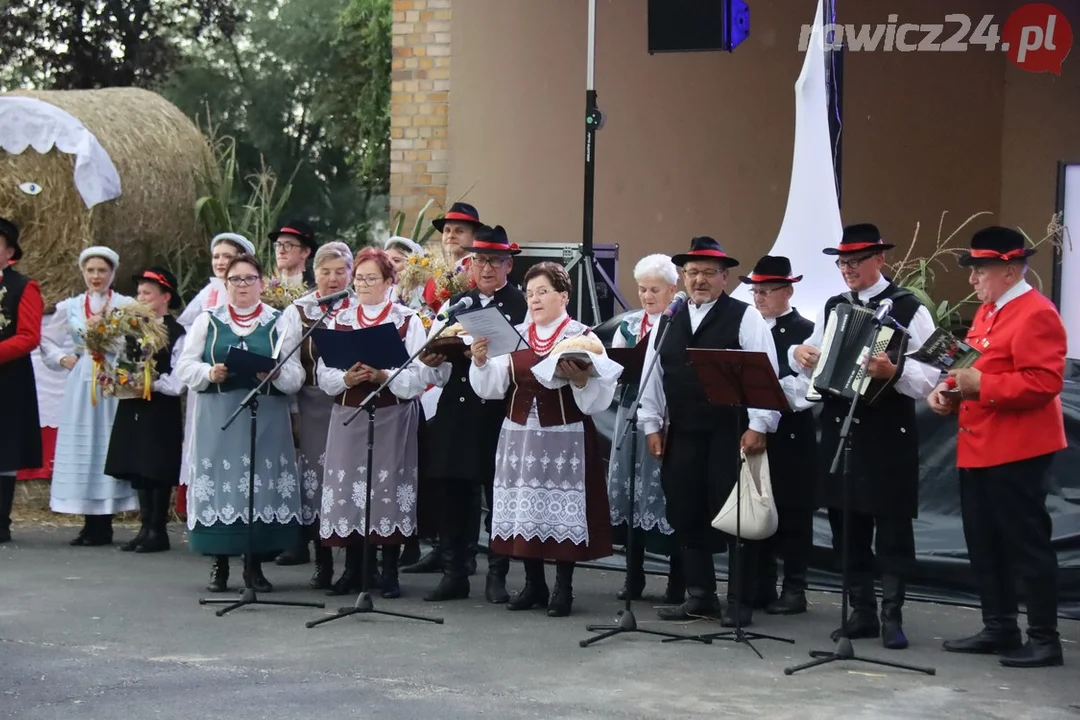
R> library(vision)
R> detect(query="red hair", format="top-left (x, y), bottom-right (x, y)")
top-left (354, 246), bottom-right (397, 284)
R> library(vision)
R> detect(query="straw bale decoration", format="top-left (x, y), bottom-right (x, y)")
top-left (0, 87), bottom-right (211, 308)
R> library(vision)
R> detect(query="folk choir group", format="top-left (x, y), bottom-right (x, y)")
top-left (0, 205), bottom-right (1066, 668)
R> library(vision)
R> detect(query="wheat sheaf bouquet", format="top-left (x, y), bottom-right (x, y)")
top-left (260, 275), bottom-right (310, 310)
top-left (397, 243), bottom-right (473, 328)
top-left (81, 303), bottom-right (169, 403)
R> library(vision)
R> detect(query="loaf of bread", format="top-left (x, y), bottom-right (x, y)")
top-left (552, 333), bottom-right (604, 356)
top-left (442, 322), bottom-right (468, 336)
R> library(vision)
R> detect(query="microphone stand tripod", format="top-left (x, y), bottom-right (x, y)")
top-left (662, 358), bottom-right (794, 658)
top-left (581, 317), bottom-right (710, 647)
top-left (306, 314), bottom-right (465, 630)
top-left (199, 299), bottom-right (336, 617)
top-left (784, 320), bottom-right (935, 676)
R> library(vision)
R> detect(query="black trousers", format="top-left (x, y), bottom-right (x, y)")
top-left (827, 508), bottom-right (914, 611)
top-left (758, 503), bottom-right (814, 593)
top-left (960, 453), bottom-right (1059, 638)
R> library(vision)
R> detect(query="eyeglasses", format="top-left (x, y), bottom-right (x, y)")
top-left (683, 269), bottom-right (721, 280)
top-left (354, 274), bottom-right (385, 286)
top-left (473, 256), bottom-right (506, 268)
top-left (835, 255), bottom-right (875, 270)
top-left (749, 287), bottom-right (786, 297)
top-left (227, 275), bottom-right (260, 287)
top-left (525, 287), bottom-right (557, 300)
top-left (275, 241), bottom-right (301, 252)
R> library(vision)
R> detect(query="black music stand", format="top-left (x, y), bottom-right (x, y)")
top-left (199, 306), bottom-right (332, 617)
top-left (579, 326), bottom-right (709, 648)
top-left (784, 327), bottom-right (936, 677)
top-left (306, 314), bottom-right (461, 630)
top-left (662, 349), bottom-right (795, 658)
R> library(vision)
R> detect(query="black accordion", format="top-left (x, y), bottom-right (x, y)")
top-left (806, 302), bottom-right (909, 406)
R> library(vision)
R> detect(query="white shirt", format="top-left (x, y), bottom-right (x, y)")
top-left (177, 278), bottom-right (227, 329)
top-left (991, 279), bottom-right (1032, 314)
top-left (637, 297), bottom-right (782, 436)
top-left (152, 320), bottom-right (187, 397)
top-left (789, 274), bottom-right (938, 401)
top-left (763, 306), bottom-right (814, 414)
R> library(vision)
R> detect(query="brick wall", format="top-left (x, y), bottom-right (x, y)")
top-left (390, 0), bottom-right (451, 221)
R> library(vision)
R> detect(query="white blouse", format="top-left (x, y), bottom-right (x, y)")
top-left (314, 301), bottom-right (428, 400)
top-left (177, 278), bottom-right (227, 329)
top-left (40, 290), bottom-right (134, 370)
top-left (469, 313), bottom-right (617, 417)
top-left (174, 302), bottom-right (304, 395)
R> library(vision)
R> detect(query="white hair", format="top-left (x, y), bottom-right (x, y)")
top-left (633, 253), bottom-right (678, 285)
top-left (314, 241), bottom-right (354, 271)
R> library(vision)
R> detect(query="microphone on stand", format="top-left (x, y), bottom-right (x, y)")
top-left (662, 291), bottom-right (689, 319)
top-left (436, 295), bottom-right (475, 321)
top-left (316, 289), bottom-right (351, 306)
top-left (871, 298), bottom-right (893, 325)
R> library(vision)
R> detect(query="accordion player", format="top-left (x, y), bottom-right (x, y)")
top-left (806, 296), bottom-right (909, 406)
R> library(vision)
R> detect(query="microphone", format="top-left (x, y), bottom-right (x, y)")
top-left (316, 289), bottom-right (350, 306)
top-left (436, 295), bottom-right (475, 321)
top-left (871, 298), bottom-right (893, 325)
top-left (662, 291), bottom-right (688, 319)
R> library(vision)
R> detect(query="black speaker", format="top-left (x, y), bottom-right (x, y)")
top-left (647, 0), bottom-right (751, 53)
top-left (508, 244), bottom-right (620, 326)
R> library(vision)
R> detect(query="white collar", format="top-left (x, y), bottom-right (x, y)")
top-left (360, 300), bottom-right (391, 314)
top-left (533, 312), bottom-right (570, 333)
top-left (764, 307), bottom-right (793, 327)
top-left (993, 279), bottom-right (1032, 312)
top-left (690, 298), bottom-right (717, 311)
top-left (478, 282), bottom-right (508, 300)
top-left (854, 274), bottom-right (890, 303)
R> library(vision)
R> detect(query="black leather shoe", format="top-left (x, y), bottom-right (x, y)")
top-left (830, 610), bottom-right (880, 642)
top-left (135, 529), bottom-right (170, 553)
top-left (207, 556), bottom-right (229, 593)
top-left (943, 628), bottom-right (1024, 654)
top-left (547, 582), bottom-right (573, 617)
top-left (402, 548), bottom-right (443, 574)
top-left (721, 602), bottom-right (753, 628)
top-left (424, 574), bottom-right (470, 602)
top-left (485, 555), bottom-right (511, 604)
top-left (506, 581), bottom-right (550, 611)
top-left (275, 546), bottom-right (310, 566)
top-left (657, 594), bottom-right (723, 621)
top-left (881, 613), bottom-right (909, 650)
top-left (309, 546), bottom-right (334, 590)
top-left (766, 590), bottom-right (807, 615)
top-left (120, 526), bottom-right (149, 552)
top-left (999, 640), bottom-right (1064, 668)
top-left (242, 560), bottom-right (273, 593)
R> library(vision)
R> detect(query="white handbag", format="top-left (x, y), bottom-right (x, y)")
top-left (710, 450), bottom-right (779, 540)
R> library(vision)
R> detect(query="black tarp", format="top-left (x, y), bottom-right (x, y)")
top-left (587, 315), bottom-right (1080, 619)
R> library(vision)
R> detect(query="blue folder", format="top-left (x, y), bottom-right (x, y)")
top-left (310, 324), bottom-right (410, 371)
top-left (224, 346), bottom-right (276, 379)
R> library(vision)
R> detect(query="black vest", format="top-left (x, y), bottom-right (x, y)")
top-left (658, 293), bottom-right (748, 433)
top-left (0, 269), bottom-right (43, 472)
top-left (767, 308), bottom-right (818, 508)
top-left (818, 281), bottom-right (923, 518)
top-left (426, 283), bottom-right (528, 479)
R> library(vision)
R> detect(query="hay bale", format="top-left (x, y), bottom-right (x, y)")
top-left (0, 87), bottom-right (211, 307)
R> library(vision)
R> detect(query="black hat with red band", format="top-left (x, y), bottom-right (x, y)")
top-left (671, 236), bottom-right (740, 268)
top-left (958, 226), bottom-right (1036, 267)
top-left (133, 266), bottom-right (181, 309)
top-left (432, 202), bottom-right (483, 233)
top-left (822, 223), bottom-right (895, 256)
top-left (0, 216), bottom-right (23, 262)
top-left (268, 219), bottom-right (318, 252)
top-left (462, 224), bottom-right (521, 256)
top-left (739, 255), bottom-right (802, 284)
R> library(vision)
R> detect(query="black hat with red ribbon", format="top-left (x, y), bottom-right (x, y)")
top-left (671, 236), bottom-right (740, 268)
top-left (132, 266), bottom-right (181, 309)
top-left (739, 255), bottom-right (802, 284)
top-left (0, 216), bottom-right (23, 262)
top-left (268, 219), bottom-right (318, 252)
top-left (822, 223), bottom-right (895, 255)
top-left (462, 224), bottom-right (521, 255)
top-left (432, 202), bottom-right (483, 233)
top-left (958, 226), bottom-right (1036, 267)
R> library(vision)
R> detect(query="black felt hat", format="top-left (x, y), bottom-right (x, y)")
top-left (0, 216), bottom-right (23, 262)
top-left (738, 255), bottom-right (802, 284)
top-left (671, 236), bottom-right (740, 268)
top-left (133, 266), bottom-right (182, 309)
top-left (431, 202), bottom-right (483, 232)
top-left (822, 223), bottom-right (895, 255)
top-left (957, 226), bottom-right (1036, 267)
top-left (461, 224), bottom-right (521, 255)
top-left (268, 219), bottom-right (318, 252)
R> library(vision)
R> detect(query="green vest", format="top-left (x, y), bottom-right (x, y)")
top-left (201, 312), bottom-right (284, 395)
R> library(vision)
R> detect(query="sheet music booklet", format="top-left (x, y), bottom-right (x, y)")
top-left (907, 327), bottom-right (981, 371)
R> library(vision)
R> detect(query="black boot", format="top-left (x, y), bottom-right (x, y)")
top-left (768, 567), bottom-right (809, 615)
top-left (242, 557), bottom-right (273, 593)
top-left (309, 543), bottom-right (334, 590)
top-left (485, 553), bottom-right (511, 604)
top-left (465, 541), bottom-right (478, 576)
top-left (830, 577), bottom-right (880, 641)
top-left (658, 548), bottom-right (722, 621)
top-left (400, 537), bottom-right (422, 566)
top-left (122, 490), bottom-right (153, 551)
top-left (381, 545), bottom-right (401, 599)
top-left (944, 625), bottom-right (1023, 655)
top-left (1000, 582), bottom-right (1063, 668)
top-left (548, 562), bottom-right (575, 617)
top-left (402, 541), bottom-right (443, 574)
top-left (83, 515), bottom-right (113, 546)
top-left (754, 546), bottom-right (779, 610)
top-left (69, 516), bottom-right (93, 546)
top-left (207, 556), bottom-right (230, 592)
top-left (425, 535), bottom-right (470, 602)
top-left (616, 530), bottom-right (646, 601)
top-left (507, 558), bottom-right (549, 611)
top-left (327, 546), bottom-right (365, 596)
top-left (0, 474), bottom-right (16, 543)
top-left (722, 540), bottom-right (756, 628)
top-left (136, 488), bottom-right (171, 553)
top-left (663, 550), bottom-right (686, 604)
top-left (880, 573), bottom-right (909, 650)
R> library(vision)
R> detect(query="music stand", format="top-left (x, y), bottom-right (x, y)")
top-left (579, 325), bottom-right (709, 648)
top-left (662, 349), bottom-right (795, 658)
top-left (784, 324), bottom-right (936, 676)
top-left (306, 313), bottom-right (460, 630)
top-left (199, 303), bottom-right (332, 617)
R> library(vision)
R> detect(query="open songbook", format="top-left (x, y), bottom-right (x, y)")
top-left (906, 327), bottom-right (981, 372)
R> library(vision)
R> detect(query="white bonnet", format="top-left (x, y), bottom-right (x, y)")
top-left (383, 235), bottom-right (424, 256)
top-left (78, 246), bottom-right (120, 270)
top-left (211, 232), bottom-right (256, 256)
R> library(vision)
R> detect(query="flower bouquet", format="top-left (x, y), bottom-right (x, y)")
top-left (397, 242), bottom-right (474, 318)
top-left (260, 275), bottom-right (310, 309)
top-left (81, 303), bottom-right (170, 403)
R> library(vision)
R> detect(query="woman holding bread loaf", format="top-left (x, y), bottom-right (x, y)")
top-left (469, 261), bottom-right (620, 617)
top-left (607, 254), bottom-right (684, 605)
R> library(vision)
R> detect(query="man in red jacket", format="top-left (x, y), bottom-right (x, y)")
top-left (0, 217), bottom-right (44, 543)
top-left (929, 226), bottom-right (1066, 668)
